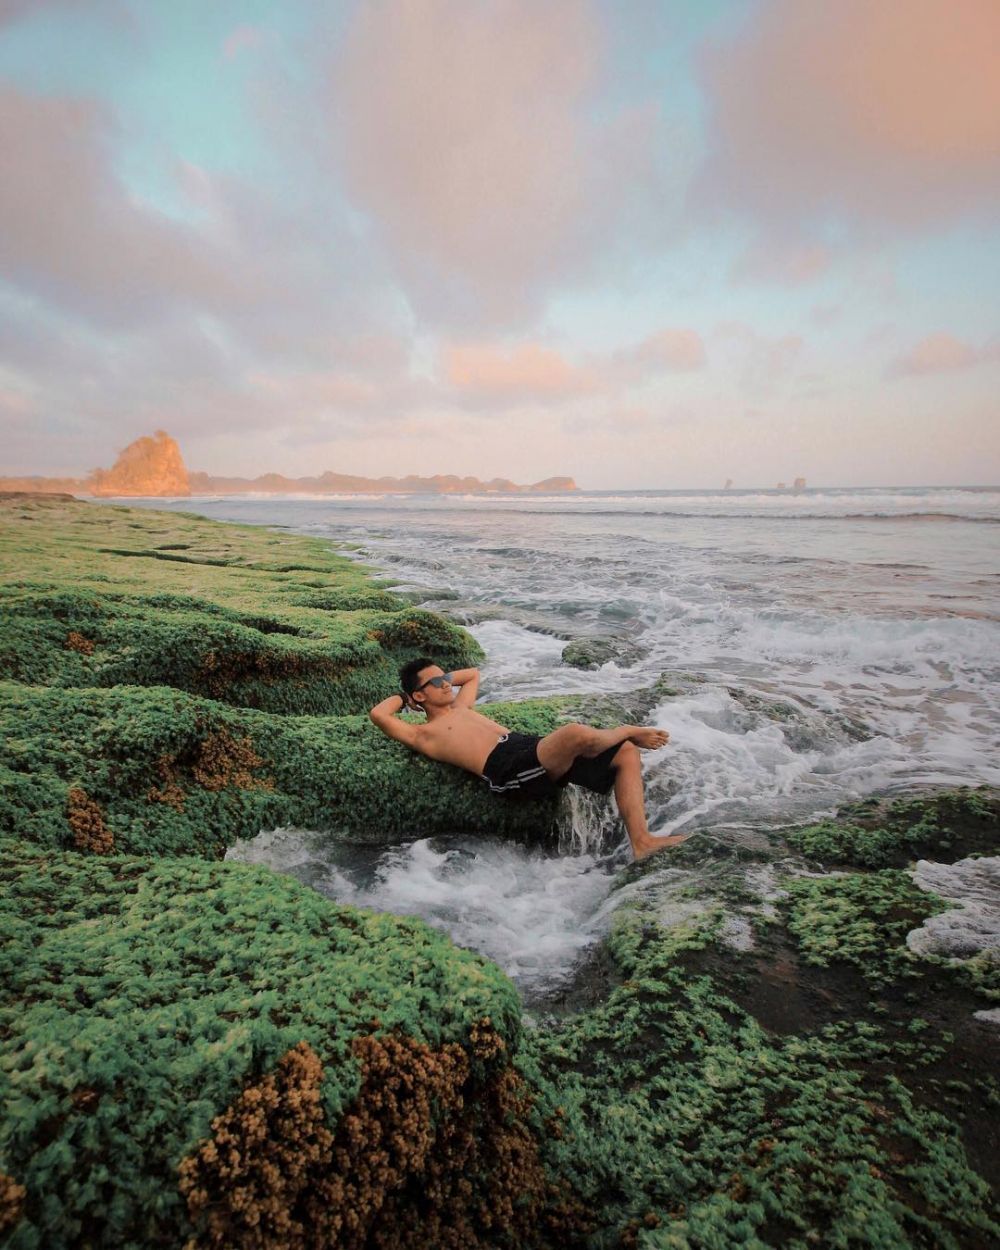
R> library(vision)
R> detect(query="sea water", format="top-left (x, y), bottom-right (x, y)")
top-left (129, 488), bottom-right (1000, 1002)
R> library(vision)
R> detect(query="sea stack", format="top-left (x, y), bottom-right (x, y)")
top-left (88, 430), bottom-right (190, 497)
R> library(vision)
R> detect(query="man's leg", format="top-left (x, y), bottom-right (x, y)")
top-left (536, 722), bottom-right (668, 779)
top-left (610, 741), bottom-right (687, 860)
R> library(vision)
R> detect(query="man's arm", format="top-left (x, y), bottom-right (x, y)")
top-left (369, 693), bottom-right (421, 747)
top-left (450, 667), bottom-right (480, 708)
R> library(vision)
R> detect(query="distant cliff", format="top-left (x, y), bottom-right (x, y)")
top-left (187, 470), bottom-right (578, 494)
top-left (89, 431), bottom-right (190, 497)
top-left (0, 431), bottom-right (578, 496)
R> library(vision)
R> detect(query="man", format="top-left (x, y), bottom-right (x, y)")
top-left (368, 656), bottom-right (686, 861)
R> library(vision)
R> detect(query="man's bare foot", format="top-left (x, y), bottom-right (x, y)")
top-left (628, 726), bottom-right (670, 749)
top-left (631, 833), bottom-right (690, 861)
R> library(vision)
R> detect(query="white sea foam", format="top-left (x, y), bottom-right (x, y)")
top-left (227, 829), bottom-right (620, 1000)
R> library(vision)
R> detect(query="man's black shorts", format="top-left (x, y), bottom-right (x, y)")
top-left (479, 731), bottom-right (621, 802)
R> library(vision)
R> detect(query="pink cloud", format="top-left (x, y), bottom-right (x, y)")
top-left (331, 0), bottom-right (671, 327)
top-left (248, 370), bottom-right (380, 410)
top-left (697, 0), bottom-right (1000, 233)
top-left (442, 328), bottom-right (705, 404)
top-left (0, 0), bottom-right (88, 26)
top-left (0, 82), bottom-right (401, 382)
top-left (442, 342), bottom-right (600, 401)
top-left (614, 329), bottom-right (706, 378)
top-left (889, 333), bottom-right (1000, 377)
top-left (0, 386), bottom-right (35, 416)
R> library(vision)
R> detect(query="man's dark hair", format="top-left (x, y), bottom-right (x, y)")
top-left (399, 656), bottom-right (437, 698)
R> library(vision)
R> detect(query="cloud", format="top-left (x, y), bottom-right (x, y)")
top-left (441, 342), bottom-right (600, 401)
top-left (612, 329), bottom-right (706, 380)
top-left (888, 333), bottom-right (1000, 377)
top-left (0, 72), bottom-right (413, 405)
top-left (330, 0), bottom-right (675, 327)
top-left (441, 328), bottom-right (705, 404)
top-left (697, 0), bottom-right (1000, 234)
top-left (0, 0), bottom-right (84, 25)
top-left (0, 86), bottom-right (249, 326)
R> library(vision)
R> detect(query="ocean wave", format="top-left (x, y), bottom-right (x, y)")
top-left (405, 507), bottom-right (1000, 522)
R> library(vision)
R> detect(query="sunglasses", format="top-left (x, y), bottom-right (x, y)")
top-left (411, 673), bottom-right (452, 694)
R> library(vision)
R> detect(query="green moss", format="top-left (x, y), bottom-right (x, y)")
top-left (5, 496), bottom-right (997, 1249)
top-left (515, 907), bottom-right (999, 1248)
top-left (0, 498), bottom-right (482, 715)
top-left (0, 683), bottom-right (595, 854)
top-left (0, 840), bottom-right (522, 1247)
top-left (931, 949), bottom-right (1000, 1004)
top-left (786, 788), bottom-right (999, 868)
top-left (781, 869), bottom-right (950, 986)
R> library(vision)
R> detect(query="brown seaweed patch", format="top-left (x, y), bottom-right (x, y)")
top-left (192, 729), bottom-right (274, 792)
top-left (368, 1024), bottom-right (588, 1250)
top-left (178, 1040), bottom-right (330, 1250)
top-left (146, 756), bottom-right (188, 811)
top-left (177, 1026), bottom-right (583, 1250)
top-left (148, 729), bottom-right (274, 808)
top-left (196, 647), bottom-right (342, 699)
top-left (0, 1172), bottom-right (26, 1238)
top-left (67, 787), bottom-right (114, 854)
top-left (63, 630), bottom-right (95, 655)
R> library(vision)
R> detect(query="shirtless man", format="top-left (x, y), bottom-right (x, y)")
top-left (368, 656), bottom-right (686, 861)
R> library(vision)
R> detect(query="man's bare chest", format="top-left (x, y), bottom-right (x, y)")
top-left (421, 709), bottom-right (510, 764)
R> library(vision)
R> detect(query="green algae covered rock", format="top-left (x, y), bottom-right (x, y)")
top-left (785, 787), bottom-right (999, 868)
top-left (0, 840), bottom-right (556, 1249)
top-left (516, 902), bottom-right (1000, 1249)
top-left (0, 497), bottom-right (482, 716)
top-left (781, 868), bottom-right (950, 986)
top-left (0, 682), bottom-right (596, 855)
top-left (7, 495), bottom-right (998, 1250)
top-left (561, 638), bottom-right (640, 671)
top-left (0, 586), bottom-right (475, 716)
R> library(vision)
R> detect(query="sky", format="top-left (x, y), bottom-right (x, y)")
top-left (0, 0), bottom-right (998, 489)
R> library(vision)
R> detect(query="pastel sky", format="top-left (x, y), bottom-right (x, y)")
top-left (1, 0), bottom-right (998, 488)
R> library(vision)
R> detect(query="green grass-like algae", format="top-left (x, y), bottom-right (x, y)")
top-left (0, 841), bottom-right (525, 1247)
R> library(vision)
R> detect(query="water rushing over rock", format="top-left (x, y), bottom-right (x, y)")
top-left (227, 826), bottom-right (622, 1002)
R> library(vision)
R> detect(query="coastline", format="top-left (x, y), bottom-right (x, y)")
top-left (1, 495), bottom-right (998, 1247)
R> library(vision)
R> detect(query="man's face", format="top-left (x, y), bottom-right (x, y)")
top-left (410, 665), bottom-right (452, 710)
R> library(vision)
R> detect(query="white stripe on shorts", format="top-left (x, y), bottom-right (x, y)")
top-left (484, 765), bottom-right (548, 793)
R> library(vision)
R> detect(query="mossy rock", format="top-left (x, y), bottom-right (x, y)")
top-left (0, 588), bottom-right (479, 718)
top-left (785, 787), bottom-right (1000, 868)
top-left (780, 867), bottom-right (951, 986)
top-left (0, 498), bottom-right (482, 716)
top-left (0, 683), bottom-right (607, 856)
top-left (515, 904), bottom-right (1000, 1248)
top-left (561, 637), bottom-right (642, 671)
top-left (0, 841), bottom-right (575, 1248)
